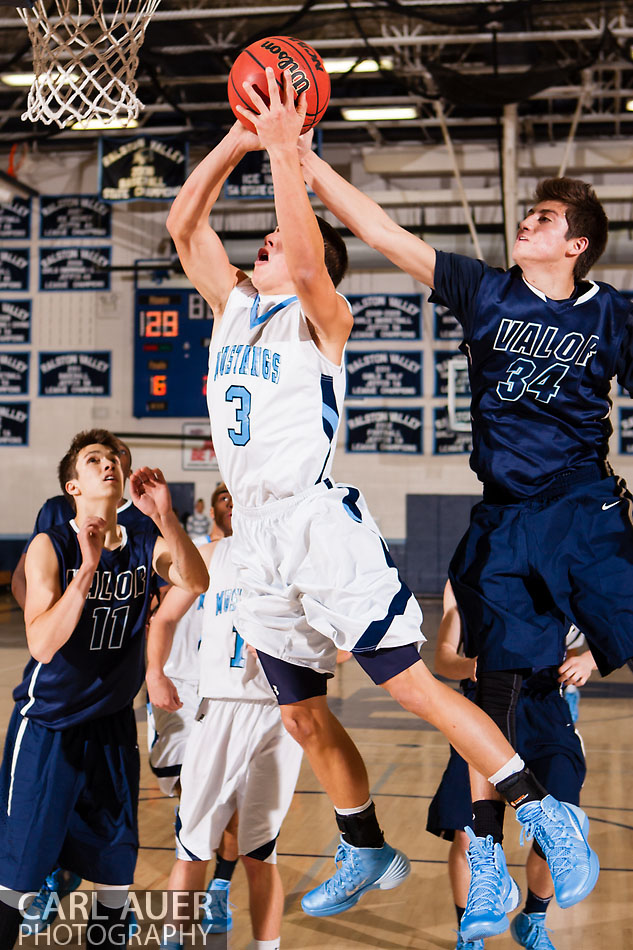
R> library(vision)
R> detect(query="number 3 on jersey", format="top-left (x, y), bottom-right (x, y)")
top-left (226, 385), bottom-right (251, 446)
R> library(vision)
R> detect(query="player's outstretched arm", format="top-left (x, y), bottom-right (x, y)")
top-left (238, 69), bottom-right (353, 364)
top-left (24, 518), bottom-right (105, 663)
top-left (300, 137), bottom-right (437, 289)
top-left (129, 467), bottom-right (209, 594)
top-left (146, 540), bottom-right (216, 710)
top-left (166, 122), bottom-right (259, 318)
top-left (434, 579), bottom-right (477, 682)
top-left (146, 586), bottom-right (196, 711)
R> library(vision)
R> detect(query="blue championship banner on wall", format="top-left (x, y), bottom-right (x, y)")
top-left (346, 350), bottom-right (422, 398)
top-left (0, 197), bottom-right (31, 238)
top-left (346, 407), bottom-right (423, 454)
top-left (433, 302), bottom-right (462, 340)
top-left (0, 352), bottom-right (29, 395)
top-left (0, 300), bottom-right (31, 344)
top-left (39, 351), bottom-right (111, 396)
top-left (619, 407), bottom-right (633, 455)
top-left (433, 406), bottom-right (472, 454)
top-left (225, 151), bottom-right (273, 199)
top-left (348, 294), bottom-right (422, 341)
top-left (99, 137), bottom-right (188, 201)
top-left (434, 350), bottom-right (471, 397)
top-left (40, 195), bottom-right (111, 239)
top-left (0, 402), bottom-right (28, 446)
top-left (0, 248), bottom-right (29, 291)
top-left (39, 246), bottom-right (111, 291)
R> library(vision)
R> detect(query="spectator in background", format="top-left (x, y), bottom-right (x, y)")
top-left (186, 498), bottom-right (212, 539)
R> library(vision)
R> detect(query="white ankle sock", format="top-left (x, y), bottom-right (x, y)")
top-left (487, 752), bottom-right (525, 786)
top-left (334, 797), bottom-right (372, 817)
top-left (248, 940), bottom-right (280, 950)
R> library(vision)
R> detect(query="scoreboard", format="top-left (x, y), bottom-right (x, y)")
top-left (133, 288), bottom-right (213, 417)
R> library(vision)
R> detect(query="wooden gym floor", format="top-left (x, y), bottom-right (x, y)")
top-left (1, 589), bottom-right (632, 949)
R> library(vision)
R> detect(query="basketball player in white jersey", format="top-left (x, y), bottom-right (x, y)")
top-left (146, 482), bottom-right (233, 796)
top-left (165, 68), bottom-right (565, 925)
top-left (147, 531), bottom-right (302, 950)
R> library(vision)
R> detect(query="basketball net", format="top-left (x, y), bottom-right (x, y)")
top-left (18, 0), bottom-right (161, 129)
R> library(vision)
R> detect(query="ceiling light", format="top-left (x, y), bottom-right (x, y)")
top-left (626, 99), bottom-right (633, 112)
top-left (1, 71), bottom-right (80, 87)
top-left (322, 57), bottom-right (393, 75)
top-left (1, 73), bottom-right (36, 87)
top-left (71, 118), bottom-right (139, 130)
top-left (341, 105), bottom-right (419, 122)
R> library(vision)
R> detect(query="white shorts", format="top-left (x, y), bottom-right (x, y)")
top-left (232, 481), bottom-right (424, 675)
top-left (147, 678), bottom-right (200, 796)
top-left (176, 699), bottom-right (302, 863)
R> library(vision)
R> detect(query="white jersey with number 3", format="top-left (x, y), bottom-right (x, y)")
top-left (207, 277), bottom-right (347, 509)
top-left (198, 536), bottom-right (273, 702)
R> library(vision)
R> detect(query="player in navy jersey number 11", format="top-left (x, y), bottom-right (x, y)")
top-left (0, 429), bottom-right (208, 950)
top-left (299, 133), bottom-right (631, 938)
top-left (166, 68), bottom-right (596, 937)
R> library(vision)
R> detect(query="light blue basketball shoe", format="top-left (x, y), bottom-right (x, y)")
top-left (515, 795), bottom-right (599, 909)
top-left (511, 910), bottom-right (556, 948)
top-left (301, 836), bottom-right (410, 917)
top-left (20, 869), bottom-right (82, 934)
top-left (201, 878), bottom-right (233, 933)
top-left (456, 934), bottom-right (484, 950)
top-left (459, 827), bottom-right (520, 941)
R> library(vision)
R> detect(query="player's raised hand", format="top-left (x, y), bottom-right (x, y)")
top-left (130, 466), bottom-right (172, 520)
top-left (77, 516), bottom-right (106, 570)
top-left (230, 118), bottom-right (263, 152)
top-left (237, 67), bottom-right (307, 152)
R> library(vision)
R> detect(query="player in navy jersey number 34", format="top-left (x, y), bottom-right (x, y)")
top-left (167, 68), bottom-right (597, 938)
top-left (0, 429), bottom-right (208, 950)
top-left (300, 138), bottom-right (631, 938)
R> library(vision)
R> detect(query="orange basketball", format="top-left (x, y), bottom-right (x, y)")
top-left (228, 36), bottom-right (330, 134)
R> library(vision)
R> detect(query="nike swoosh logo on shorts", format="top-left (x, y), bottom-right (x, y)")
top-left (602, 500), bottom-right (621, 510)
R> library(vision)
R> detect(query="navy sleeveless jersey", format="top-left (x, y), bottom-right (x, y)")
top-left (13, 521), bottom-right (156, 728)
top-left (431, 251), bottom-right (633, 497)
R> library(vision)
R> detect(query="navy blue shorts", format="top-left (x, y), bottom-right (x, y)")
top-left (0, 704), bottom-right (140, 891)
top-left (426, 687), bottom-right (586, 840)
top-left (449, 473), bottom-right (633, 675)
top-left (257, 644), bottom-right (421, 704)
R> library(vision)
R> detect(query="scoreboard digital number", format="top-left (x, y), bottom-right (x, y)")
top-left (133, 289), bottom-right (213, 417)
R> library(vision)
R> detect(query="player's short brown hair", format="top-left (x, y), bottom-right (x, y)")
top-left (316, 215), bottom-right (348, 287)
top-left (58, 428), bottom-right (121, 505)
top-left (534, 177), bottom-right (608, 280)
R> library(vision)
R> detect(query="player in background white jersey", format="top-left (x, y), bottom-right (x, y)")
top-left (147, 530), bottom-right (302, 950)
top-left (147, 482), bottom-right (233, 795)
top-left (147, 483), bottom-right (241, 929)
top-left (165, 68), bottom-right (553, 923)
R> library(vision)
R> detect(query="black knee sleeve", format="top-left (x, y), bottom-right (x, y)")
top-left (475, 669), bottom-right (528, 747)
